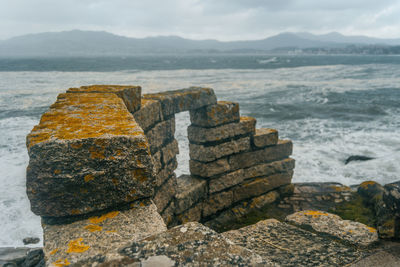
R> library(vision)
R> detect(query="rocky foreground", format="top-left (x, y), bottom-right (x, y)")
top-left (2, 85), bottom-right (398, 266)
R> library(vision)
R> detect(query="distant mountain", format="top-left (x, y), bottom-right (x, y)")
top-left (1, 30), bottom-right (400, 57)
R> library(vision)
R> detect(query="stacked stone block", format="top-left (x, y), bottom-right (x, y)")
top-left (135, 87), bottom-right (217, 220)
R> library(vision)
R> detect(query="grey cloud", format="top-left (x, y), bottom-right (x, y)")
top-left (0, 0), bottom-right (399, 40)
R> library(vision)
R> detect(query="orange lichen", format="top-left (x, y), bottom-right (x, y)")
top-left (367, 226), bottom-right (377, 233)
top-left (360, 181), bottom-right (377, 189)
top-left (54, 258), bottom-right (70, 266)
top-left (105, 230), bottom-right (117, 233)
top-left (331, 185), bottom-right (351, 192)
top-left (27, 93), bottom-right (146, 148)
top-left (112, 178), bottom-right (119, 186)
top-left (66, 238), bottom-right (90, 253)
top-left (88, 211), bottom-right (119, 224)
top-left (303, 211), bottom-right (329, 218)
top-left (84, 174), bottom-right (95, 183)
top-left (70, 143), bottom-right (82, 149)
top-left (139, 201), bottom-right (146, 207)
top-left (84, 224), bottom-right (103, 232)
top-left (54, 169), bottom-right (61, 175)
top-left (50, 248), bottom-right (60, 255)
top-left (70, 209), bottom-right (81, 215)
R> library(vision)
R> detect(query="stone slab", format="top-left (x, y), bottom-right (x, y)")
top-left (155, 157), bottom-right (177, 187)
top-left (161, 139), bottom-right (179, 165)
top-left (143, 87), bottom-right (217, 117)
top-left (203, 191), bottom-right (234, 217)
top-left (286, 210), bottom-right (379, 247)
top-left (175, 175), bottom-right (207, 214)
top-left (67, 85), bottom-right (142, 113)
top-left (176, 203), bottom-right (203, 225)
top-left (42, 199), bottom-right (166, 267)
top-left (253, 128), bottom-right (278, 148)
top-left (189, 158), bottom-right (230, 178)
top-left (228, 139), bottom-right (293, 170)
top-left (233, 171), bottom-right (293, 203)
top-left (160, 201), bottom-right (176, 228)
top-left (209, 169), bottom-right (245, 194)
top-left (153, 175), bottom-right (177, 213)
top-left (223, 219), bottom-right (362, 267)
top-left (146, 117), bottom-right (175, 154)
top-left (133, 99), bottom-right (163, 131)
top-left (243, 158), bottom-right (295, 180)
top-left (190, 101), bottom-right (240, 127)
top-left (189, 136), bottom-right (250, 162)
top-left (117, 222), bottom-right (268, 266)
top-left (26, 93), bottom-right (154, 217)
top-left (188, 116), bottom-right (256, 144)
top-left (206, 190), bottom-right (280, 230)
top-left (350, 251), bottom-right (400, 267)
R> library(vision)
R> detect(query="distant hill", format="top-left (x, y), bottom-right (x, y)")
top-left (1, 30), bottom-right (400, 57)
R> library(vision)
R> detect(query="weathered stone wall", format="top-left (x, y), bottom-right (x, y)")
top-left (26, 85), bottom-right (295, 265)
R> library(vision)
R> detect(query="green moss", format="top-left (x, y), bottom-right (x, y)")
top-left (329, 193), bottom-right (376, 227)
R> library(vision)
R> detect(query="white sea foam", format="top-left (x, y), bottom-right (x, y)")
top-left (0, 63), bottom-right (399, 246)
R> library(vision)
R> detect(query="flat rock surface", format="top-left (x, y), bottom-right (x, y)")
top-left (189, 101), bottom-right (239, 127)
top-left (117, 222), bottom-right (272, 266)
top-left (143, 87), bottom-right (217, 116)
top-left (286, 210), bottom-right (379, 247)
top-left (223, 219), bottom-right (363, 267)
top-left (42, 199), bottom-right (166, 267)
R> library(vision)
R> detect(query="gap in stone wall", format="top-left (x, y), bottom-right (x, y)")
top-left (174, 111), bottom-right (191, 177)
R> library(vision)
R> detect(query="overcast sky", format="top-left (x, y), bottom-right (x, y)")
top-left (1, 0), bottom-right (400, 41)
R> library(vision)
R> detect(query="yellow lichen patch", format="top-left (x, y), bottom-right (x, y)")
top-left (68, 85), bottom-right (139, 94)
top-left (331, 185), bottom-right (351, 192)
top-left (131, 169), bottom-right (148, 183)
top-left (84, 224), bottom-right (103, 232)
top-left (303, 211), bottom-right (329, 218)
top-left (27, 93), bottom-right (145, 148)
top-left (50, 248), bottom-right (60, 255)
top-left (112, 178), bottom-right (119, 186)
top-left (360, 181), bottom-right (377, 189)
top-left (84, 174), bottom-right (95, 183)
top-left (54, 169), bottom-right (61, 175)
top-left (70, 143), bottom-right (83, 149)
top-left (105, 230), bottom-right (117, 233)
top-left (66, 238), bottom-right (90, 253)
top-left (53, 258), bottom-right (70, 266)
top-left (89, 146), bottom-right (105, 160)
top-left (88, 211), bottom-right (120, 224)
top-left (70, 209), bottom-right (81, 215)
top-left (139, 201), bottom-right (146, 207)
top-left (367, 226), bottom-right (377, 233)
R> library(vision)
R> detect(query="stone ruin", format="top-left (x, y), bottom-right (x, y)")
top-left (25, 85), bottom-right (400, 266)
top-left (26, 85), bottom-right (295, 265)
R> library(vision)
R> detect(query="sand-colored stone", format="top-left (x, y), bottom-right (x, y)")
top-left (253, 128), bottom-right (278, 148)
top-left (189, 136), bottom-right (250, 162)
top-left (67, 85), bottom-right (142, 113)
top-left (42, 199), bottom-right (166, 267)
top-left (209, 169), bottom-right (245, 194)
top-left (190, 101), bottom-right (240, 127)
top-left (176, 203), bottom-right (203, 224)
top-left (26, 93), bottom-right (153, 217)
top-left (188, 116), bottom-right (256, 144)
top-left (143, 87), bottom-right (217, 117)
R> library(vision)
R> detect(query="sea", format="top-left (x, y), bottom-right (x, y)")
top-left (0, 54), bottom-right (399, 247)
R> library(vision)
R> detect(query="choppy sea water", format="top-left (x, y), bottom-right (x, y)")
top-left (0, 55), bottom-right (399, 247)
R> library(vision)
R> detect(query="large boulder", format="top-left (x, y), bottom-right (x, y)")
top-left (26, 92), bottom-right (154, 217)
